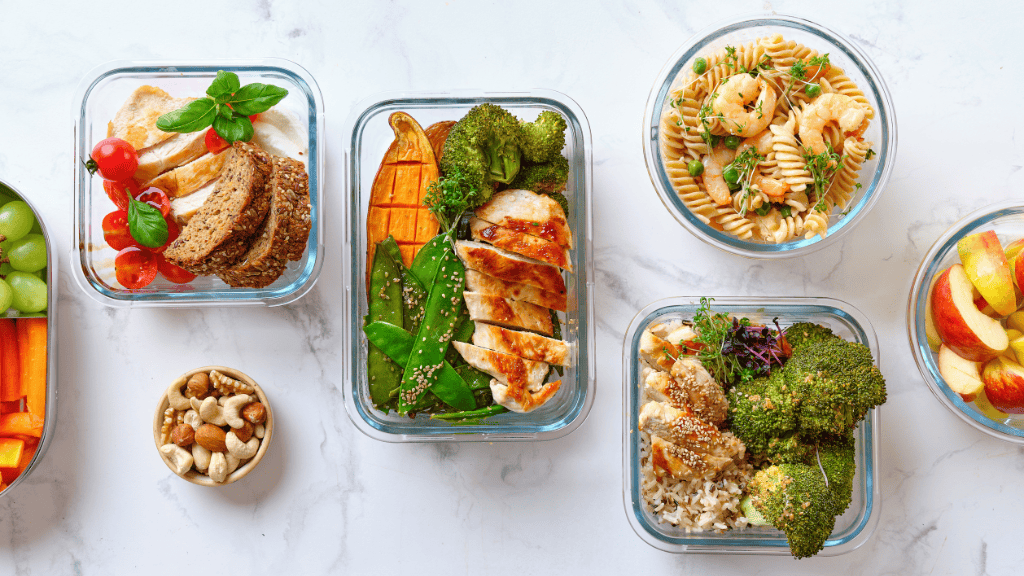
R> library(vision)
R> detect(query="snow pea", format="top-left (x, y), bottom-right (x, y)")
top-left (430, 404), bottom-right (508, 425)
top-left (409, 233), bottom-right (450, 287)
top-left (379, 237), bottom-right (427, 333)
top-left (366, 238), bottom-right (404, 408)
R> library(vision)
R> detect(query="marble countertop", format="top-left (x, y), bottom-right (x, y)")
top-left (1, 0), bottom-right (1021, 574)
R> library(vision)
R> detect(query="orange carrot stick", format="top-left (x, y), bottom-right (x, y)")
top-left (0, 412), bottom-right (43, 438)
top-left (18, 318), bottom-right (46, 419)
top-left (0, 320), bottom-right (19, 403)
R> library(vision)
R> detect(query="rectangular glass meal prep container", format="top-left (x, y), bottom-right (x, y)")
top-left (342, 90), bottom-right (594, 442)
top-left (71, 59), bottom-right (325, 307)
top-left (622, 296), bottom-right (881, 555)
top-left (0, 180), bottom-right (59, 500)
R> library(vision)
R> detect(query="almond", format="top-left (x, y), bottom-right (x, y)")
top-left (187, 372), bottom-right (211, 398)
top-left (170, 423), bottom-right (195, 447)
top-left (232, 421), bottom-right (254, 443)
top-left (194, 424), bottom-right (227, 453)
top-left (241, 402), bottom-right (267, 424)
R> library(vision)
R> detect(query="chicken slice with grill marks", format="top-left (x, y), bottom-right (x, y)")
top-left (644, 358), bottom-right (728, 427)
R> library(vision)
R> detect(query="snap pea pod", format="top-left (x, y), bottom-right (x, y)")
top-left (429, 404), bottom-right (508, 425)
top-left (379, 237), bottom-right (428, 333)
top-left (366, 238), bottom-right (405, 409)
top-left (363, 321), bottom-right (475, 410)
top-left (409, 233), bottom-right (450, 287)
top-left (398, 245), bottom-right (467, 413)
top-left (454, 364), bottom-right (492, 391)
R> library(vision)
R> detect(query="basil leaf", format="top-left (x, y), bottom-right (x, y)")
top-left (213, 114), bottom-right (254, 144)
top-left (218, 104), bottom-right (234, 120)
top-left (226, 83), bottom-right (289, 116)
top-left (207, 70), bottom-right (240, 99)
top-left (156, 98), bottom-right (217, 133)
top-left (127, 197), bottom-right (168, 248)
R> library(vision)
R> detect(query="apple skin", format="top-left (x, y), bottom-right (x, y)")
top-left (974, 388), bottom-right (1010, 421)
top-left (958, 231), bottom-right (1016, 317)
top-left (982, 356), bottom-right (1024, 414)
top-left (1007, 311), bottom-right (1024, 334)
top-left (938, 344), bottom-right (985, 402)
top-left (932, 264), bottom-right (1010, 362)
top-left (925, 272), bottom-right (943, 351)
top-left (1005, 238), bottom-right (1024, 291)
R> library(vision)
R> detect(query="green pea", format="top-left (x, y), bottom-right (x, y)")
top-left (727, 180), bottom-right (742, 192)
top-left (724, 135), bottom-right (741, 150)
top-left (693, 57), bottom-right (708, 75)
top-left (805, 83), bottom-right (822, 98)
top-left (723, 165), bottom-right (740, 184)
top-left (687, 160), bottom-right (704, 177)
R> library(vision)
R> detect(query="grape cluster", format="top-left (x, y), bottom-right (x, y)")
top-left (0, 193), bottom-right (47, 315)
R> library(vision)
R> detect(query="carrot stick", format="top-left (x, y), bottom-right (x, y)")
top-left (0, 412), bottom-right (43, 438)
top-left (0, 320), bottom-right (19, 403)
top-left (18, 318), bottom-right (46, 419)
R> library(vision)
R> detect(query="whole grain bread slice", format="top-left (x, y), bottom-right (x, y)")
top-left (216, 156), bottom-right (311, 288)
top-left (163, 141), bottom-right (272, 275)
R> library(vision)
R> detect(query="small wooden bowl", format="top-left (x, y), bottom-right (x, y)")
top-left (153, 366), bottom-right (274, 486)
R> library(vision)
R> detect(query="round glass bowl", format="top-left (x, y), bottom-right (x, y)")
top-left (908, 200), bottom-right (1024, 444)
top-left (643, 13), bottom-right (897, 258)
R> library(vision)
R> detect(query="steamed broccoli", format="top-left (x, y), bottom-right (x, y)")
top-left (520, 110), bottom-right (567, 163)
top-left (783, 322), bottom-right (835, 351)
top-left (727, 371), bottom-right (799, 457)
top-left (817, 433), bottom-right (856, 516)
top-left (747, 463), bottom-right (840, 559)
top-left (440, 103), bottom-right (524, 201)
top-left (510, 155), bottom-right (570, 193)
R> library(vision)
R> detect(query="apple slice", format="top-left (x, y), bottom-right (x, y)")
top-left (1010, 334), bottom-right (1024, 364)
top-left (925, 271), bottom-right (943, 351)
top-left (1005, 238), bottom-right (1024, 291)
top-left (982, 356), bottom-right (1024, 414)
top-left (974, 388), bottom-right (1010, 421)
top-left (958, 231), bottom-right (1016, 317)
top-left (938, 344), bottom-right (985, 402)
top-left (932, 264), bottom-right (1010, 361)
top-left (1007, 311), bottom-right (1024, 334)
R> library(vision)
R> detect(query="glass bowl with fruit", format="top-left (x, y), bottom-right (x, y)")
top-left (72, 60), bottom-right (324, 307)
top-left (909, 200), bottom-right (1024, 443)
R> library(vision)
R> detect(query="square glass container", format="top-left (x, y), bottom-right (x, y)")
top-left (71, 59), bottom-right (325, 307)
top-left (643, 13), bottom-right (897, 258)
top-left (0, 180), bottom-right (59, 500)
top-left (342, 90), bottom-right (594, 442)
top-left (908, 200), bottom-right (1024, 444)
top-left (622, 297), bottom-right (881, 554)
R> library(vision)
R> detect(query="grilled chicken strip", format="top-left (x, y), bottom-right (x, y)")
top-left (472, 323), bottom-right (570, 366)
top-left (639, 330), bottom-right (684, 372)
top-left (474, 189), bottom-right (573, 249)
top-left (464, 292), bottom-right (553, 336)
top-left (464, 269), bottom-right (567, 312)
top-left (644, 359), bottom-right (727, 427)
top-left (455, 240), bottom-right (566, 295)
top-left (648, 435), bottom-right (734, 481)
top-left (470, 217), bottom-right (572, 271)
top-left (638, 401), bottom-right (742, 461)
top-left (490, 378), bottom-right (561, 413)
top-left (453, 340), bottom-right (560, 413)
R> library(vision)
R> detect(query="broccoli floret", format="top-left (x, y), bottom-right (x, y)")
top-left (783, 322), bottom-right (834, 351)
top-left (520, 111), bottom-right (567, 163)
top-left (509, 155), bottom-right (570, 194)
top-left (817, 433), bottom-right (856, 516)
top-left (740, 495), bottom-right (769, 526)
top-left (764, 430), bottom-right (815, 464)
top-left (440, 104), bottom-right (524, 202)
top-left (784, 337), bottom-right (886, 438)
top-left (727, 371), bottom-right (799, 457)
top-left (748, 463), bottom-right (839, 559)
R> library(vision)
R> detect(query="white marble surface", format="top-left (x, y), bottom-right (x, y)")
top-left (1, 0), bottom-right (1022, 573)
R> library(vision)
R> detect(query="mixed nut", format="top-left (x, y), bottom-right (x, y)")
top-left (158, 369), bottom-right (268, 483)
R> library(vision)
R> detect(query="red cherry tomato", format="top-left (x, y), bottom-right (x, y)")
top-left (205, 127), bottom-right (230, 154)
top-left (156, 254), bottom-right (197, 284)
top-left (136, 187), bottom-right (170, 217)
top-left (102, 179), bottom-right (139, 211)
top-left (102, 210), bottom-right (140, 250)
top-left (114, 247), bottom-right (157, 289)
top-left (249, 114), bottom-right (260, 123)
top-left (148, 216), bottom-right (180, 254)
top-left (89, 138), bottom-right (139, 182)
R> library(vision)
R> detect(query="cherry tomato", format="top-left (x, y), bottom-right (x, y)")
top-left (114, 247), bottom-right (157, 289)
top-left (102, 210), bottom-right (139, 251)
top-left (205, 127), bottom-right (230, 154)
top-left (249, 114), bottom-right (260, 123)
top-left (102, 179), bottom-right (139, 211)
top-left (149, 216), bottom-right (180, 254)
top-left (88, 138), bottom-right (139, 182)
top-left (136, 187), bottom-right (170, 216)
top-left (156, 254), bottom-right (197, 284)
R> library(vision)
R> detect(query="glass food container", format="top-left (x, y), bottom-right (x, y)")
top-left (643, 13), bottom-right (897, 258)
top-left (0, 179), bottom-right (58, 500)
top-left (908, 200), bottom-right (1024, 444)
top-left (623, 297), bottom-right (881, 554)
top-left (342, 90), bottom-right (594, 442)
top-left (72, 59), bottom-right (325, 307)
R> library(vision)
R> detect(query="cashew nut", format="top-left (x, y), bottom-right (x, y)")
top-left (226, 431), bottom-right (259, 459)
top-left (183, 409), bottom-right (202, 430)
top-left (192, 444), bottom-right (211, 472)
top-left (198, 396), bottom-right (227, 426)
top-left (254, 424), bottom-right (266, 439)
top-left (208, 452), bottom-right (228, 482)
top-left (166, 382), bottom-right (190, 411)
top-left (160, 443), bottom-right (194, 476)
top-left (226, 453), bottom-right (240, 474)
top-left (189, 396), bottom-right (203, 412)
top-left (222, 394), bottom-right (251, 428)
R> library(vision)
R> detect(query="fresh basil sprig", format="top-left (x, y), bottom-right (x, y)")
top-left (127, 196), bottom-right (168, 248)
top-left (156, 70), bottom-right (288, 144)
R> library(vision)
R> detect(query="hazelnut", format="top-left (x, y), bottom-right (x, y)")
top-left (194, 424), bottom-right (227, 453)
top-left (241, 402), bottom-right (267, 424)
top-left (232, 421), bottom-right (254, 443)
top-left (187, 373), bottom-right (211, 398)
top-left (170, 423), bottom-right (195, 447)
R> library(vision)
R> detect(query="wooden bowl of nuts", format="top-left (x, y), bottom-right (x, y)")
top-left (153, 366), bottom-right (274, 486)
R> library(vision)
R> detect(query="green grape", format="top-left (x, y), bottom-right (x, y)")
top-left (30, 219), bottom-right (42, 235)
top-left (0, 189), bottom-right (16, 208)
top-left (6, 271), bottom-right (47, 313)
top-left (8, 234), bottom-right (47, 272)
top-left (0, 201), bottom-right (36, 243)
top-left (0, 278), bottom-right (12, 314)
top-left (0, 262), bottom-right (12, 277)
top-left (31, 268), bottom-right (46, 280)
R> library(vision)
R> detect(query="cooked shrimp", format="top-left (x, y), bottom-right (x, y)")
top-left (798, 93), bottom-right (867, 156)
top-left (737, 128), bottom-right (774, 156)
top-left (753, 172), bottom-right (790, 200)
top-left (701, 146), bottom-right (736, 206)
top-left (711, 75), bottom-right (778, 138)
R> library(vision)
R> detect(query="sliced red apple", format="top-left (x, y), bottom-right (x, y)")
top-left (925, 271), bottom-right (943, 351)
top-left (938, 344), bottom-right (985, 402)
top-left (974, 388), bottom-right (1010, 421)
top-left (958, 231), bottom-right (1016, 317)
top-left (932, 264), bottom-right (1009, 362)
top-left (982, 356), bottom-right (1024, 414)
top-left (1010, 334), bottom-right (1024, 364)
top-left (1005, 238), bottom-right (1024, 291)
top-left (1007, 311), bottom-right (1024, 334)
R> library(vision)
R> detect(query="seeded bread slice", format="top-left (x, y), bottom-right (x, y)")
top-left (216, 156), bottom-right (310, 288)
top-left (163, 141), bottom-right (272, 275)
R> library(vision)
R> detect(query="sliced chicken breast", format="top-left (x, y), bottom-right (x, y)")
top-left (464, 269), bottom-right (567, 312)
top-left (644, 359), bottom-right (727, 427)
top-left (639, 330), bottom-right (683, 372)
top-left (464, 292), bottom-right (553, 336)
top-left (133, 130), bottom-right (209, 183)
top-left (107, 85), bottom-right (195, 151)
top-left (452, 341), bottom-right (549, 392)
top-left (470, 217), bottom-right (571, 271)
top-left (455, 240), bottom-right (566, 295)
top-left (474, 189), bottom-right (573, 249)
top-left (490, 378), bottom-right (562, 413)
top-left (146, 153), bottom-right (227, 198)
top-left (649, 434), bottom-right (733, 481)
top-left (472, 323), bottom-right (570, 366)
top-left (639, 401), bottom-right (740, 459)
top-left (169, 179), bottom-right (219, 224)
